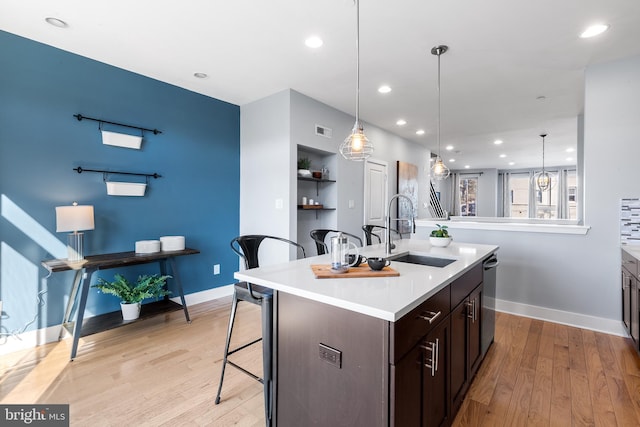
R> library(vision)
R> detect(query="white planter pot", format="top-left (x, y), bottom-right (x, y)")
top-left (120, 302), bottom-right (141, 320)
top-left (429, 236), bottom-right (452, 247)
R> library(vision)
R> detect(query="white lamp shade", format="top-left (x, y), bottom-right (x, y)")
top-left (56, 205), bottom-right (95, 232)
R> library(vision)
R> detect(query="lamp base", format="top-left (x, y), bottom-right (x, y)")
top-left (67, 232), bottom-right (85, 261)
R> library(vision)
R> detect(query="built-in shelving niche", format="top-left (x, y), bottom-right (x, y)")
top-left (296, 146), bottom-right (337, 254)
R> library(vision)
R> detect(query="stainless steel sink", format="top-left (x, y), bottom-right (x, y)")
top-left (389, 253), bottom-right (456, 268)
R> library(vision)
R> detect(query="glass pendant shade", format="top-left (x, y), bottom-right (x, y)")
top-left (340, 123), bottom-right (373, 161)
top-left (432, 157), bottom-right (450, 180)
top-left (535, 171), bottom-right (551, 191)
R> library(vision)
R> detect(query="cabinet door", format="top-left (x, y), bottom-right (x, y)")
top-left (632, 276), bottom-right (639, 344)
top-left (468, 284), bottom-right (483, 379)
top-left (449, 299), bottom-right (468, 414)
top-left (391, 345), bottom-right (422, 426)
top-left (622, 270), bottom-right (631, 335)
top-left (423, 317), bottom-right (450, 427)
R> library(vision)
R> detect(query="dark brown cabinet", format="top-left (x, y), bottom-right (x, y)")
top-left (391, 313), bottom-right (450, 427)
top-left (275, 259), bottom-right (493, 426)
top-left (423, 317), bottom-right (450, 427)
top-left (450, 283), bottom-right (483, 415)
top-left (622, 249), bottom-right (639, 347)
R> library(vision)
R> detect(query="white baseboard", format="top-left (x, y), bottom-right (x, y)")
top-left (0, 284), bottom-right (235, 356)
top-left (0, 324), bottom-right (66, 356)
top-left (170, 284), bottom-right (234, 306)
top-left (495, 298), bottom-right (628, 337)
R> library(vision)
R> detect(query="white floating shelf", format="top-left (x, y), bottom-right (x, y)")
top-left (106, 181), bottom-right (147, 196)
top-left (101, 130), bottom-right (143, 149)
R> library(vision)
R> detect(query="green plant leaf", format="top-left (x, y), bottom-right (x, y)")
top-left (92, 273), bottom-right (171, 304)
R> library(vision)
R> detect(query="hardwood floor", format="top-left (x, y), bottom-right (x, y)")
top-left (1, 301), bottom-right (639, 426)
top-left (452, 312), bottom-right (640, 427)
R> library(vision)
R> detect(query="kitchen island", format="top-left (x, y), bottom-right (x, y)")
top-left (235, 239), bottom-right (498, 426)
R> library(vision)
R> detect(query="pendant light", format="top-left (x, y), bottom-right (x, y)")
top-left (534, 133), bottom-right (553, 191)
top-left (339, 0), bottom-right (373, 161)
top-left (431, 45), bottom-right (450, 180)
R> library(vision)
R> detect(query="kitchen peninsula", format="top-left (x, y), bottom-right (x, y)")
top-left (235, 239), bottom-right (498, 426)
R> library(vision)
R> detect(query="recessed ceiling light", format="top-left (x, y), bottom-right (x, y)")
top-left (416, 129), bottom-right (425, 135)
top-left (194, 72), bottom-right (208, 79)
top-left (464, 165), bottom-right (470, 169)
top-left (536, 95), bottom-right (547, 101)
top-left (499, 154), bottom-right (507, 158)
top-left (378, 85), bottom-right (392, 94)
top-left (445, 145), bottom-right (454, 151)
top-left (566, 147), bottom-right (575, 153)
top-left (494, 139), bottom-right (503, 145)
top-left (305, 36), bottom-right (323, 48)
top-left (580, 24), bottom-right (609, 39)
top-left (45, 17), bottom-right (68, 28)
top-left (449, 159), bottom-right (456, 163)
top-left (509, 162), bottom-right (515, 166)
top-left (566, 157), bottom-right (574, 162)
top-left (396, 119), bottom-right (407, 126)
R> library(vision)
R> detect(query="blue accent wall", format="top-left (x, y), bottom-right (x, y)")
top-left (0, 30), bottom-right (240, 333)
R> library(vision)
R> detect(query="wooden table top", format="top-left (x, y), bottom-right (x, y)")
top-left (41, 248), bottom-right (200, 272)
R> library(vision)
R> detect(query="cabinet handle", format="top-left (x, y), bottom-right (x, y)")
top-left (418, 310), bottom-right (441, 324)
top-left (422, 339), bottom-right (438, 377)
top-left (466, 300), bottom-right (477, 323)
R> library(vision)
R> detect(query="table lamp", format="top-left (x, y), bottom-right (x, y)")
top-left (56, 202), bottom-right (94, 261)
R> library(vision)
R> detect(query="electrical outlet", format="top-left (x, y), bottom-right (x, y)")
top-left (319, 343), bottom-right (341, 368)
top-left (213, 264), bottom-right (220, 275)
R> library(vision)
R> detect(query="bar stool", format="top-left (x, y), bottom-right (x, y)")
top-left (362, 224), bottom-right (403, 245)
top-left (215, 235), bottom-right (306, 425)
top-left (309, 229), bottom-right (362, 255)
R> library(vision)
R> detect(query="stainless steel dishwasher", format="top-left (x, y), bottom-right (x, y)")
top-left (481, 254), bottom-right (499, 357)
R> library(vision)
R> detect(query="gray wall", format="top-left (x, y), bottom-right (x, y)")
top-left (240, 90), bottom-right (294, 266)
top-left (241, 89), bottom-right (429, 259)
top-left (419, 54), bottom-right (640, 333)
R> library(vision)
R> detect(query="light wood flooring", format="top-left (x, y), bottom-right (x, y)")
top-left (1, 299), bottom-right (639, 426)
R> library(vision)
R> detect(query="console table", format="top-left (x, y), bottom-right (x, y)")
top-left (42, 248), bottom-right (199, 360)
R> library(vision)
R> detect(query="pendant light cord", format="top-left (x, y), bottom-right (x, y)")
top-left (541, 133), bottom-right (547, 173)
top-left (355, 0), bottom-right (360, 127)
top-left (437, 48), bottom-right (441, 157)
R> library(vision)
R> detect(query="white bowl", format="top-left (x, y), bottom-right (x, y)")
top-left (135, 240), bottom-right (161, 254)
top-left (160, 236), bottom-right (185, 251)
top-left (429, 236), bottom-right (452, 247)
top-left (298, 169), bottom-right (312, 177)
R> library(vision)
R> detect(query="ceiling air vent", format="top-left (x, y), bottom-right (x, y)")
top-left (315, 124), bottom-right (332, 138)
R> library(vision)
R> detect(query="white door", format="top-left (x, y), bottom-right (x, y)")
top-left (364, 159), bottom-right (388, 228)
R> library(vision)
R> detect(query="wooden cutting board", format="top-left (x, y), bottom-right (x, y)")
top-left (311, 264), bottom-right (400, 278)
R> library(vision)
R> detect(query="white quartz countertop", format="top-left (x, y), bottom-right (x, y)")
top-left (234, 239), bottom-right (498, 322)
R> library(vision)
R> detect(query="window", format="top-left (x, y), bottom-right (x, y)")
top-left (508, 173), bottom-right (530, 218)
top-left (499, 168), bottom-right (577, 220)
top-left (459, 176), bottom-right (478, 217)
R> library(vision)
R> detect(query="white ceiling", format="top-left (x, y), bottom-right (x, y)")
top-left (2, 0), bottom-right (639, 169)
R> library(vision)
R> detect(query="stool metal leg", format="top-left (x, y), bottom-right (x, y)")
top-left (215, 290), bottom-right (240, 405)
top-left (262, 295), bottom-right (273, 426)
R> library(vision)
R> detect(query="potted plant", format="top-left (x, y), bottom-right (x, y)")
top-left (297, 157), bottom-right (312, 177)
top-left (429, 224), bottom-right (452, 247)
top-left (92, 273), bottom-right (171, 320)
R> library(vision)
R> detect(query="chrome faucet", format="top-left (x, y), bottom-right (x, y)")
top-left (385, 193), bottom-right (416, 254)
